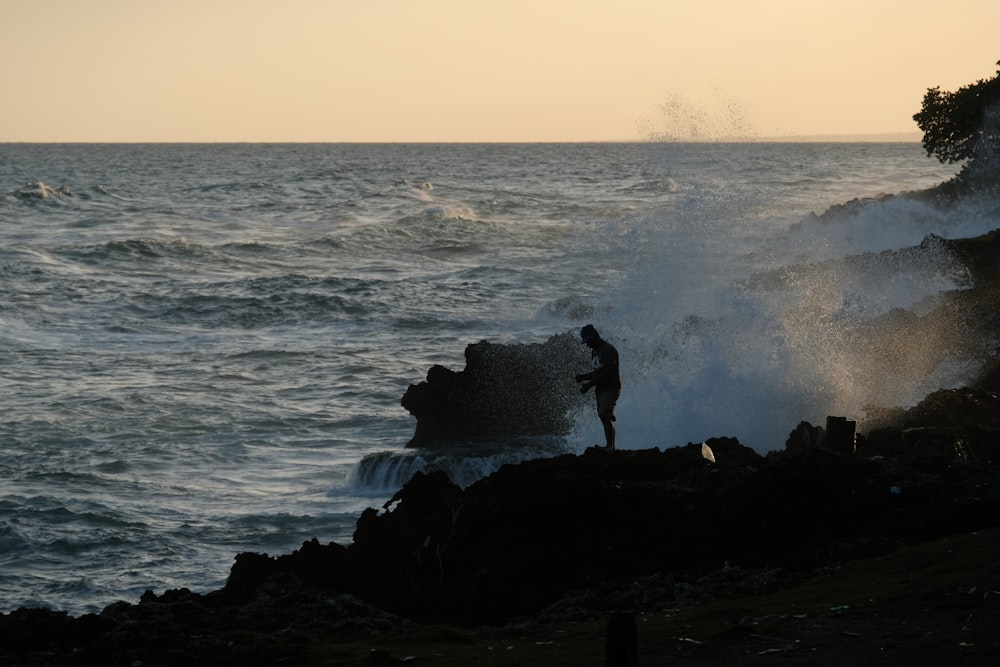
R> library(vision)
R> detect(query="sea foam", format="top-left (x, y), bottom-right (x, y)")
top-left (572, 192), bottom-right (999, 453)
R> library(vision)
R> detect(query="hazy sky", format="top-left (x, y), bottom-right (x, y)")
top-left (2, 0), bottom-right (998, 142)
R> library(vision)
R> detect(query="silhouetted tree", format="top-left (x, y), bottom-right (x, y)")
top-left (913, 61), bottom-right (1000, 187)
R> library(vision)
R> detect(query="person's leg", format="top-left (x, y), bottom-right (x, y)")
top-left (600, 414), bottom-right (616, 450)
top-left (596, 389), bottom-right (619, 450)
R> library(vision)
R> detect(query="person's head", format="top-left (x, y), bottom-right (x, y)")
top-left (580, 324), bottom-right (600, 348)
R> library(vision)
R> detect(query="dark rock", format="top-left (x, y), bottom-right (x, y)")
top-left (786, 416), bottom-right (856, 455)
top-left (824, 415), bottom-right (857, 454)
top-left (225, 551), bottom-right (278, 600)
top-left (904, 386), bottom-right (1000, 429)
top-left (0, 607), bottom-right (113, 653)
top-left (605, 613), bottom-right (638, 667)
top-left (786, 420), bottom-right (823, 451)
top-left (400, 331), bottom-right (590, 445)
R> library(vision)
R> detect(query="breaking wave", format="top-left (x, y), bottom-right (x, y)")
top-left (576, 191), bottom-right (1000, 453)
top-left (347, 438), bottom-right (570, 492)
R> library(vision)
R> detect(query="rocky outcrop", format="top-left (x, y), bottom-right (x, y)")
top-left (400, 332), bottom-right (591, 445)
top-left (248, 430), bottom-right (1000, 625)
top-left (3, 419), bottom-right (1000, 664)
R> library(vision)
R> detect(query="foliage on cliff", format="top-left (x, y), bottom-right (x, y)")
top-left (913, 60), bottom-right (1000, 188)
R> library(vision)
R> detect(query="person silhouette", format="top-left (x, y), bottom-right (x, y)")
top-left (574, 324), bottom-right (621, 450)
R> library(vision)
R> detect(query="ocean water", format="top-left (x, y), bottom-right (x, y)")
top-left (1, 142), bottom-right (994, 615)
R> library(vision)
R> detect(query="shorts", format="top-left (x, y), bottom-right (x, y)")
top-left (595, 387), bottom-right (620, 421)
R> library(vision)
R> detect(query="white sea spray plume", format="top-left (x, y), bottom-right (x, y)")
top-left (575, 185), bottom-right (999, 453)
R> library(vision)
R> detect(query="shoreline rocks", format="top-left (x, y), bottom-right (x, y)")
top-left (3, 424), bottom-right (998, 664)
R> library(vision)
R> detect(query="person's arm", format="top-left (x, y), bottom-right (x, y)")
top-left (575, 348), bottom-right (615, 391)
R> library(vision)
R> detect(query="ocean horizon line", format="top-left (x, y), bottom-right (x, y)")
top-left (0, 133), bottom-right (923, 146)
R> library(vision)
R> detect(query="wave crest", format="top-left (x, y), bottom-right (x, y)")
top-left (10, 181), bottom-right (72, 202)
top-left (347, 438), bottom-right (569, 492)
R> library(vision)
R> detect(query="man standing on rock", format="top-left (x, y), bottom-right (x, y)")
top-left (575, 324), bottom-right (621, 450)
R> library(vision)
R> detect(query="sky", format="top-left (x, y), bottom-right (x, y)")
top-left (2, 0), bottom-right (998, 143)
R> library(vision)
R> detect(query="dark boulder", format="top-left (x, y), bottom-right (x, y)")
top-left (400, 332), bottom-right (590, 445)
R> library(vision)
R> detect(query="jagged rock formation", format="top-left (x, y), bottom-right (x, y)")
top-left (400, 332), bottom-right (591, 445)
